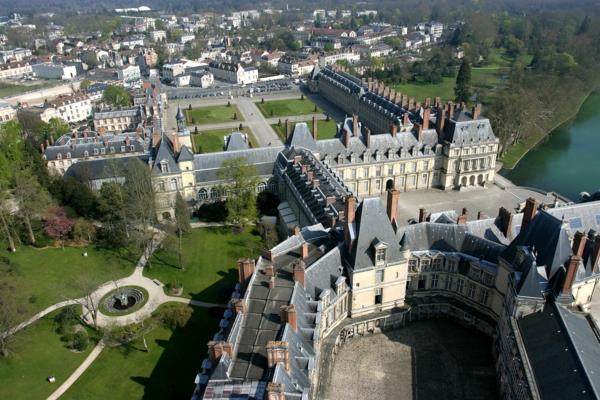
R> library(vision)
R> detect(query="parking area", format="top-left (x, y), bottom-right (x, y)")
top-left (322, 320), bottom-right (498, 400)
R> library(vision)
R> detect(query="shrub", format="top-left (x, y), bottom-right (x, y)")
top-left (227, 101), bottom-right (231, 107)
top-left (72, 331), bottom-right (89, 351)
top-left (233, 112), bottom-right (238, 120)
top-left (28, 295), bottom-right (37, 304)
top-left (239, 123), bottom-right (243, 130)
top-left (300, 94), bottom-right (304, 100)
top-left (158, 305), bottom-right (192, 330)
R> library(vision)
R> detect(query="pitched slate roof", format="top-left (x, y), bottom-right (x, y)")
top-left (177, 144), bottom-right (194, 162)
top-left (349, 197), bottom-right (403, 270)
top-left (224, 132), bottom-right (249, 151)
top-left (518, 302), bottom-right (600, 400)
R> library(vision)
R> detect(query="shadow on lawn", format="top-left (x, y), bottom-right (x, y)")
top-left (129, 280), bottom-right (226, 399)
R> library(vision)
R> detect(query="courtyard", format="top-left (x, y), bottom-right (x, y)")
top-left (271, 119), bottom-right (338, 141)
top-left (184, 105), bottom-right (243, 125)
top-left (323, 320), bottom-right (498, 400)
top-left (256, 98), bottom-right (321, 117)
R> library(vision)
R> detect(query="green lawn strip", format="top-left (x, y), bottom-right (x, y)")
top-left (191, 127), bottom-right (257, 153)
top-left (0, 81), bottom-right (57, 98)
top-left (0, 311), bottom-right (97, 399)
top-left (184, 105), bottom-right (243, 125)
top-left (145, 227), bottom-right (263, 303)
top-left (61, 305), bottom-right (219, 400)
top-left (271, 119), bottom-right (338, 141)
top-left (0, 245), bottom-right (136, 323)
top-left (256, 98), bottom-right (320, 118)
top-left (98, 286), bottom-right (150, 317)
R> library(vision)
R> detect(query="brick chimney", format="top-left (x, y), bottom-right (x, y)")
top-left (562, 255), bottom-right (582, 295)
top-left (343, 127), bottom-right (351, 147)
top-left (268, 275), bottom-right (276, 288)
top-left (279, 304), bottom-right (297, 331)
top-left (312, 116), bottom-right (317, 140)
top-left (312, 178), bottom-right (320, 189)
top-left (352, 114), bottom-right (359, 136)
top-left (434, 96), bottom-right (441, 108)
top-left (477, 211), bottom-right (485, 220)
top-left (391, 124), bottom-right (397, 138)
top-left (267, 341), bottom-right (290, 371)
top-left (386, 189), bottom-right (399, 225)
top-left (436, 107), bottom-right (446, 137)
top-left (364, 127), bottom-right (371, 147)
top-left (414, 123), bottom-right (423, 142)
top-left (457, 208), bottom-right (467, 225)
top-left (592, 235), bottom-right (600, 273)
top-left (521, 197), bottom-right (540, 231)
top-left (345, 195), bottom-right (356, 224)
top-left (301, 242), bottom-right (309, 259)
top-left (498, 207), bottom-right (513, 239)
top-left (237, 258), bottom-right (255, 287)
top-left (447, 101), bottom-right (454, 120)
top-left (293, 260), bottom-right (305, 287)
top-left (472, 103), bottom-right (481, 120)
top-left (267, 383), bottom-right (286, 400)
top-left (418, 208), bottom-right (428, 223)
top-left (207, 341), bottom-right (234, 364)
top-left (425, 97), bottom-right (431, 107)
top-left (572, 231), bottom-right (587, 258)
top-left (403, 112), bottom-right (410, 128)
top-left (422, 107), bottom-right (430, 130)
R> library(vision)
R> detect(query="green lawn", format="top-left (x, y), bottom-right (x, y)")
top-left (0, 81), bottom-right (56, 98)
top-left (0, 245), bottom-right (136, 322)
top-left (256, 98), bottom-right (320, 118)
top-left (191, 127), bottom-right (257, 153)
top-left (145, 227), bottom-right (264, 303)
top-left (0, 312), bottom-right (96, 399)
top-left (184, 105), bottom-right (243, 125)
top-left (61, 305), bottom-right (219, 400)
top-left (272, 119), bottom-right (338, 141)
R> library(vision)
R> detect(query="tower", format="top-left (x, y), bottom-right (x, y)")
top-left (175, 105), bottom-right (192, 148)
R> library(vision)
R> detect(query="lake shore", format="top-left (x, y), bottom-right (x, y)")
top-left (501, 87), bottom-right (598, 170)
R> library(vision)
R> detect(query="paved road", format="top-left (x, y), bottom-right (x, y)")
top-left (230, 96), bottom-right (282, 147)
top-left (46, 341), bottom-right (106, 400)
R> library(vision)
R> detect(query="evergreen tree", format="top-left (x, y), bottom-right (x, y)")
top-left (174, 193), bottom-right (190, 270)
top-left (455, 59), bottom-right (472, 103)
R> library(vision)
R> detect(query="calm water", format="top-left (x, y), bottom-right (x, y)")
top-left (502, 91), bottom-right (600, 201)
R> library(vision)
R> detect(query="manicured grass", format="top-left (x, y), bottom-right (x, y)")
top-left (272, 119), bottom-right (338, 141)
top-left (256, 98), bottom-right (320, 118)
top-left (191, 127), bottom-right (257, 153)
top-left (0, 81), bottom-right (56, 98)
top-left (145, 227), bottom-right (264, 303)
top-left (61, 305), bottom-right (219, 400)
top-left (184, 105), bottom-right (243, 125)
top-left (0, 245), bottom-right (136, 322)
top-left (0, 312), bottom-right (96, 400)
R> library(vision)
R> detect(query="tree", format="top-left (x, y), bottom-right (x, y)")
top-left (102, 85), bottom-right (130, 107)
top-left (80, 79), bottom-right (92, 90)
top-left (44, 207), bottom-right (75, 249)
top-left (0, 121), bottom-right (24, 252)
top-left (217, 157), bottom-right (259, 231)
top-left (455, 59), bottom-right (472, 103)
top-left (72, 219), bottom-right (96, 243)
top-left (0, 280), bottom-right (18, 356)
top-left (13, 168), bottom-right (51, 245)
top-left (323, 43), bottom-right (334, 52)
top-left (173, 193), bottom-right (190, 270)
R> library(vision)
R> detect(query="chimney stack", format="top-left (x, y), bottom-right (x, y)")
top-left (418, 208), bottom-right (428, 223)
top-left (498, 207), bottom-right (513, 239)
top-left (312, 116), bottom-right (317, 140)
top-left (403, 112), bottom-right (410, 128)
top-left (436, 107), bottom-right (446, 136)
top-left (425, 97), bottom-right (431, 107)
top-left (301, 242), bottom-right (309, 259)
top-left (207, 341), bottom-right (233, 364)
top-left (386, 189), bottom-right (399, 226)
top-left (345, 196), bottom-right (356, 224)
top-left (343, 128), bottom-right (351, 147)
top-left (477, 211), bottom-right (485, 220)
top-left (422, 107), bottom-right (430, 130)
top-left (457, 208), bottom-right (467, 225)
top-left (364, 127), bottom-right (371, 147)
top-left (352, 114), bottom-right (359, 136)
top-left (572, 231), bottom-right (587, 258)
top-left (447, 102), bottom-right (454, 120)
top-left (562, 255), bottom-right (582, 295)
top-left (266, 341), bottom-right (290, 371)
top-left (472, 103), bottom-right (481, 120)
top-left (521, 197), bottom-right (540, 231)
top-left (279, 304), bottom-right (297, 331)
top-left (237, 258), bottom-right (255, 287)
top-left (171, 133), bottom-right (181, 153)
top-left (293, 260), bottom-right (305, 287)
top-left (267, 384), bottom-right (285, 400)
top-left (414, 123), bottom-right (423, 142)
top-left (592, 235), bottom-right (600, 273)
top-left (231, 298), bottom-right (247, 315)
top-left (391, 124), bottom-right (397, 138)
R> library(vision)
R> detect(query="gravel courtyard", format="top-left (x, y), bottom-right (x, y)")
top-left (322, 320), bottom-right (499, 400)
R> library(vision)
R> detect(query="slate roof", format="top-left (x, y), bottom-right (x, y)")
top-left (349, 197), bottom-right (404, 270)
top-left (177, 144), bottom-right (194, 162)
top-left (501, 210), bottom-right (572, 280)
top-left (224, 132), bottom-right (249, 151)
top-left (64, 154), bottom-right (148, 181)
top-left (152, 135), bottom-right (180, 174)
top-left (443, 110), bottom-right (496, 145)
top-left (518, 302), bottom-right (600, 400)
top-left (288, 122), bottom-right (317, 151)
top-left (44, 132), bottom-right (149, 161)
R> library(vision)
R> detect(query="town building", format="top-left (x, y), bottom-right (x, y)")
top-left (208, 61), bottom-right (258, 85)
top-left (0, 101), bottom-right (16, 123)
top-left (277, 56), bottom-right (316, 77)
top-left (41, 93), bottom-right (92, 124)
top-left (150, 30), bottom-right (167, 42)
top-left (32, 62), bottom-right (77, 80)
top-left (117, 65), bottom-right (142, 88)
top-left (0, 61), bottom-right (32, 79)
top-left (93, 106), bottom-right (145, 133)
top-left (190, 70), bottom-right (214, 88)
top-left (0, 47), bottom-right (32, 63)
top-left (318, 49), bottom-right (360, 67)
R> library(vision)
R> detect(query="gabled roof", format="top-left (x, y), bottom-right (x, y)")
top-left (225, 132), bottom-right (249, 152)
top-left (177, 144), bottom-right (194, 162)
top-left (152, 135), bottom-right (179, 174)
top-left (501, 210), bottom-right (572, 280)
top-left (288, 122), bottom-right (317, 151)
top-left (349, 197), bottom-right (403, 270)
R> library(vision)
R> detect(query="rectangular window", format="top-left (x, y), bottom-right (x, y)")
top-left (457, 279), bottom-right (464, 294)
top-left (363, 168), bottom-right (369, 178)
top-left (410, 176), bottom-right (416, 186)
top-left (423, 161), bottom-right (429, 170)
top-left (375, 180), bottom-right (381, 190)
top-left (418, 277), bottom-right (426, 289)
top-left (375, 288), bottom-right (383, 304)
top-left (431, 274), bottom-right (438, 289)
top-left (421, 173), bottom-right (428, 185)
top-left (432, 258), bottom-right (443, 271)
top-left (376, 249), bottom-right (386, 263)
top-left (399, 164), bottom-right (405, 173)
top-left (351, 169), bottom-right (357, 179)
top-left (467, 284), bottom-right (476, 299)
top-left (444, 276), bottom-right (453, 290)
top-left (376, 167), bottom-right (382, 177)
top-left (362, 181), bottom-right (369, 191)
top-left (387, 166), bottom-right (393, 175)
top-left (376, 269), bottom-right (384, 283)
top-left (479, 289), bottom-right (489, 305)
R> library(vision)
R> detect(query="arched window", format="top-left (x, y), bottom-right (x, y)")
top-left (210, 188), bottom-right (220, 199)
top-left (257, 182), bottom-right (267, 192)
top-left (198, 188), bottom-right (208, 200)
top-left (158, 181), bottom-right (166, 191)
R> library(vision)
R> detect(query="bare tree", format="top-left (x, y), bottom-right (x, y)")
top-left (0, 281), bottom-right (18, 356)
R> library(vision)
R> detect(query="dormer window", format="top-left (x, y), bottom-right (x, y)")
top-left (66, 153), bottom-right (71, 159)
top-left (57, 153), bottom-right (62, 160)
top-left (376, 248), bottom-right (386, 263)
top-left (160, 160), bottom-right (169, 173)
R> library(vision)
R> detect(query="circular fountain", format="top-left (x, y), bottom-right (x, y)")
top-left (100, 286), bottom-right (148, 315)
